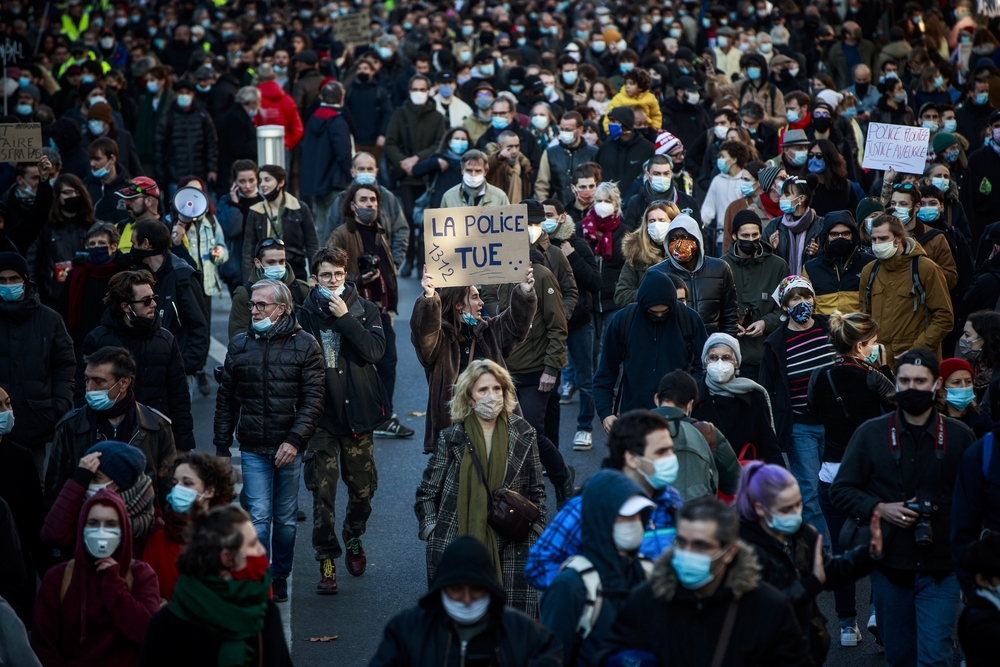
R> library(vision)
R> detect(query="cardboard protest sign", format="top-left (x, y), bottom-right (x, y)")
top-left (0, 123), bottom-right (41, 162)
top-left (861, 122), bottom-right (930, 174)
top-left (331, 13), bottom-right (370, 43)
top-left (424, 204), bottom-right (530, 286)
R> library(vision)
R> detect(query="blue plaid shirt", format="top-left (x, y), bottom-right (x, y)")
top-left (525, 485), bottom-right (683, 591)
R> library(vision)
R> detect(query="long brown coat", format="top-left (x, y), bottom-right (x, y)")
top-left (410, 287), bottom-right (536, 454)
top-left (414, 413), bottom-right (547, 617)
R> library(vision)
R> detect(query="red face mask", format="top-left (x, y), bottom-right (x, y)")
top-left (232, 553), bottom-right (270, 582)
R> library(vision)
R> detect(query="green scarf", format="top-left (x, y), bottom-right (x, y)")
top-left (457, 413), bottom-right (509, 581)
top-left (168, 573), bottom-right (272, 667)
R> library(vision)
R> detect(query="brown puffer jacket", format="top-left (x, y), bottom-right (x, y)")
top-left (410, 287), bottom-right (536, 454)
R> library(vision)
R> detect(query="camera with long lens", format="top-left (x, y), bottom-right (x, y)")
top-left (358, 253), bottom-right (380, 276)
top-left (904, 500), bottom-right (935, 547)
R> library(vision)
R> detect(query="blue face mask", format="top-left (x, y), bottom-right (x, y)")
top-left (620, 62), bottom-right (635, 73)
top-left (85, 379), bottom-right (122, 412)
top-left (895, 207), bottom-right (911, 223)
top-left (317, 285), bottom-right (333, 300)
top-left (462, 312), bottom-right (478, 326)
top-left (865, 342), bottom-right (880, 365)
top-left (196, 83), bottom-right (211, 93)
top-left (262, 265), bottom-right (285, 280)
top-left (976, 92), bottom-right (990, 105)
top-left (18, 77), bottom-right (29, 88)
top-left (791, 150), bottom-right (808, 166)
top-left (946, 386), bottom-right (975, 410)
top-left (779, 197), bottom-right (798, 214)
top-left (167, 484), bottom-right (199, 513)
top-left (377, 46), bottom-right (393, 60)
top-left (807, 156), bottom-right (826, 173)
top-left (608, 123), bottom-right (623, 140)
top-left (146, 80), bottom-right (159, 93)
top-left (672, 549), bottom-right (716, 589)
top-left (638, 453), bottom-right (679, 489)
top-left (88, 245), bottom-right (111, 264)
top-left (355, 172), bottom-right (377, 185)
top-left (944, 150), bottom-right (959, 163)
top-left (491, 116), bottom-right (509, 130)
top-left (15, 103), bottom-right (32, 116)
top-left (542, 219), bottom-right (559, 234)
top-left (767, 510), bottom-right (803, 534)
top-left (0, 282), bottom-right (24, 301)
top-left (716, 157), bottom-right (730, 173)
top-left (438, 84), bottom-right (454, 98)
top-left (747, 67), bottom-right (761, 80)
top-left (252, 314), bottom-right (276, 332)
top-left (509, 84), bottom-right (523, 93)
top-left (917, 206), bottom-right (939, 222)
top-left (91, 165), bottom-right (109, 179)
top-left (844, 107), bottom-right (857, 118)
top-left (0, 410), bottom-right (13, 436)
top-left (450, 139), bottom-right (469, 154)
top-left (479, 64), bottom-right (494, 77)
top-left (787, 300), bottom-right (814, 324)
top-left (933, 75), bottom-right (945, 89)
top-left (943, 119), bottom-right (958, 133)
top-left (786, 109), bottom-right (800, 123)
top-left (931, 176), bottom-right (950, 192)
top-left (739, 180), bottom-right (756, 196)
top-left (680, 66), bottom-right (690, 75)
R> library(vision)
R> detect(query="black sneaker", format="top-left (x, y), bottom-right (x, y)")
top-left (374, 414), bottom-right (415, 438)
top-left (399, 258), bottom-right (414, 278)
top-left (196, 371), bottom-right (211, 396)
top-left (272, 577), bottom-right (288, 603)
top-left (297, 509), bottom-right (307, 522)
top-left (554, 466), bottom-right (576, 510)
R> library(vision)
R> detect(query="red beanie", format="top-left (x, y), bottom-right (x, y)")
top-left (939, 357), bottom-right (973, 381)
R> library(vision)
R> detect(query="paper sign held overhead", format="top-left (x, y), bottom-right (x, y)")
top-left (330, 13), bottom-right (370, 44)
top-left (861, 122), bottom-right (930, 174)
top-left (424, 204), bottom-right (530, 287)
top-left (0, 123), bottom-right (42, 163)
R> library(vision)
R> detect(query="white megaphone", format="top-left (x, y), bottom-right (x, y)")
top-left (173, 186), bottom-right (209, 222)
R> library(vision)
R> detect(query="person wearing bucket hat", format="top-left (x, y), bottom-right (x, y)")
top-left (706, 52), bottom-right (788, 131)
top-left (596, 106), bottom-right (654, 198)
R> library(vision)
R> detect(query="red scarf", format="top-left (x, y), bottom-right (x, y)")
top-left (581, 208), bottom-right (621, 260)
top-left (67, 261), bottom-right (122, 329)
top-left (760, 193), bottom-right (783, 219)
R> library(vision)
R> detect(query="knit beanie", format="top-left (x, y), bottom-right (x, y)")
top-left (732, 209), bottom-right (763, 233)
top-left (702, 332), bottom-right (743, 367)
top-left (0, 252), bottom-right (28, 280)
top-left (939, 357), bottom-right (973, 381)
top-left (757, 165), bottom-right (782, 195)
top-left (87, 101), bottom-right (114, 124)
top-left (856, 198), bottom-right (885, 224)
top-left (85, 441), bottom-right (146, 489)
top-left (931, 132), bottom-right (958, 155)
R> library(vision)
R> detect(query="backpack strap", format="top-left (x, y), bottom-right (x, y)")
top-left (862, 261), bottom-right (881, 313)
top-left (910, 256), bottom-right (928, 328)
top-left (984, 432), bottom-right (994, 479)
top-left (60, 559), bottom-right (135, 605)
top-left (559, 555), bottom-right (603, 639)
top-left (825, 369), bottom-right (852, 421)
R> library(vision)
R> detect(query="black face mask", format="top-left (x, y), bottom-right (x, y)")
top-left (826, 237), bottom-right (854, 257)
top-left (62, 195), bottom-right (83, 213)
top-left (355, 207), bottom-right (378, 224)
top-left (736, 239), bottom-right (760, 255)
top-left (127, 305), bottom-right (157, 329)
top-left (356, 72), bottom-right (371, 84)
top-left (812, 117), bottom-right (832, 132)
top-left (645, 307), bottom-right (671, 322)
top-left (88, 246), bottom-right (111, 264)
top-left (263, 188), bottom-right (282, 202)
top-left (894, 388), bottom-right (937, 416)
top-left (854, 82), bottom-right (870, 98)
top-left (130, 247), bottom-right (162, 263)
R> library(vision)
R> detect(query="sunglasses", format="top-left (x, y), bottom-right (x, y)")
top-left (128, 294), bottom-right (158, 307)
top-left (892, 183), bottom-right (916, 191)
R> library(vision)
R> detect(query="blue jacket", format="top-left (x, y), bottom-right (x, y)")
top-left (300, 105), bottom-right (353, 198)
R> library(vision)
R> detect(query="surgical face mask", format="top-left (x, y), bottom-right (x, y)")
top-left (86, 480), bottom-right (112, 499)
top-left (894, 206), bottom-right (911, 223)
top-left (542, 219), bottom-right (559, 234)
top-left (946, 386), bottom-right (975, 410)
top-left (81, 74), bottom-right (96, 84)
top-left (460, 51), bottom-right (472, 63)
top-left (509, 84), bottom-right (524, 93)
top-left (807, 157), bottom-right (826, 173)
top-left (543, 84), bottom-right (555, 98)
top-left (788, 67), bottom-right (800, 77)
top-left (779, 198), bottom-right (798, 214)
top-left (759, 43), bottom-right (772, 53)
top-left (88, 119), bottom-right (106, 136)
top-left (558, 130), bottom-right (576, 145)
top-left (441, 591), bottom-right (491, 624)
top-left (717, 36), bottom-right (730, 48)
top-left (462, 25), bottom-right (474, 37)
top-left (410, 91), bottom-right (428, 106)
top-left (0, 282), bottom-right (24, 301)
top-left (491, 116), bottom-right (509, 130)
top-left (83, 526), bottom-right (122, 558)
top-left (786, 300), bottom-right (814, 324)
top-left (528, 225), bottom-right (542, 244)
top-left (639, 453), bottom-right (679, 489)
top-left (473, 394), bottom-right (504, 421)
top-left (463, 172), bottom-right (485, 189)
top-left (714, 125), bottom-right (729, 140)
top-left (672, 549), bottom-right (717, 589)
top-left (167, 484), bottom-right (200, 513)
top-left (449, 138), bottom-right (469, 154)
top-left (891, 92), bottom-right (906, 104)
top-left (706, 360), bottom-right (735, 384)
top-left (18, 77), bottom-right (29, 88)
top-left (0, 410), bottom-right (13, 435)
top-left (146, 80), bottom-right (159, 93)
top-left (917, 206), bottom-right (939, 222)
top-left (650, 175), bottom-right (671, 193)
top-left (176, 94), bottom-right (193, 108)
top-left (252, 312), bottom-right (277, 332)
top-left (786, 109), bottom-right (800, 123)
top-left (15, 103), bottom-right (32, 116)
top-left (196, 83), bottom-right (212, 93)
top-left (791, 150), bottom-right (808, 165)
top-left (976, 92), bottom-right (990, 105)
top-left (943, 119), bottom-right (958, 133)
top-left (739, 180), bottom-right (756, 196)
top-left (608, 123), bottom-right (623, 141)
top-left (100, 36), bottom-right (115, 50)
top-left (871, 240), bottom-right (898, 260)
top-left (620, 62), bottom-right (635, 74)
top-left (716, 157), bottom-right (730, 173)
top-left (844, 107), bottom-right (857, 118)
top-left (670, 28), bottom-right (683, 38)
top-left (91, 165), bottom-right (109, 179)
top-left (959, 337), bottom-right (982, 360)
top-left (647, 220), bottom-right (670, 244)
top-left (531, 114), bottom-right (549, 130)
top-left (262, 265), bottom-right (285, 280)
top-left (438, 84), bottom-right (454, 99)
top-left (931, 177), bottom-right (950, 192)
top-left (613, 519), bottom-right (645, 551)
top-left (377, 46), bottom-right (393, 60)
top-left (479, 64), bottom-right (494, 77)
top-left (85, 379), bottom-right (122, 412)
top-left (767, 510), bottom-right (803, 535)
top-left (747, 67), bottom-right (761, 80)
top-left (592, 41), bottom-right (606, 53)
top-left (594, 201), bottom-right (615, 218)
top-left (864, 342), bottom-right (881, 365)
top-left (921, 120), bottom-right (938, 132)
top-left (563, 71), bottom-right (579, 85)
top-left (687, 91), bottom-right (700, 105)
top-left (355, 172), bottom-right (377, 185)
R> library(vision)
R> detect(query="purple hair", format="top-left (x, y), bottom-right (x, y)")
top-left (734, 461), bottom-right (797, 521)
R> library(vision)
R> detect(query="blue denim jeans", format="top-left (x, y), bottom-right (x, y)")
top-left (242, 450), bottom-right (302, 580)
top-left (566, 322), bottom-right (596, 431)
top-left (818, 480), bottom-right (857, 625)
top-left (869, 570), bottom-right (960, 667)
top-left (788, 423), bottom-right (828, 541)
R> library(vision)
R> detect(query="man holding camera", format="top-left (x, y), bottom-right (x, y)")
top-left (831, 349), bottom-right (975, 667)
top-left (326, 181), bottom-right (413, 438)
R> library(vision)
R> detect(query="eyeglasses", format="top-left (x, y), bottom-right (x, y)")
top-left (247, 301), bottom-right (278, 312)
top-left (828, 231), bottom-right (853, 239)
top-left (706, 353), bottom-right (736, 363)
top-left (317, 271), bottom-right (347, 281)
top-left (128, 294), bottom-right (158, 307)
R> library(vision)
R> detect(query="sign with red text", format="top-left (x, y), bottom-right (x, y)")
top-left (424, 204), bottom-right (529, 286)
top-left (862, 122), bottom-right (930, 174)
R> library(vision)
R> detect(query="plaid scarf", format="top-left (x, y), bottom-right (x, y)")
top-left (119, 473), bottom-right (156, 541)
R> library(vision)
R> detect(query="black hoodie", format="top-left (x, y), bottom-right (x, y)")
top-left (802, 210), bottom-right (875, 315)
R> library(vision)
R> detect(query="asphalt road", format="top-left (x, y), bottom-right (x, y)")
top-left (192, 275), bottom-right (905, 667)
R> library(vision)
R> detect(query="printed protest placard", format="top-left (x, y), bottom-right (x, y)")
top-left (424, 204), bottom-right (530, 286)
top-left (0, 123), bottom-right (41, 162)
top-left (861, 122), bottom-right (930, 174)
top-left (331, 13), bottom-right (370, 43)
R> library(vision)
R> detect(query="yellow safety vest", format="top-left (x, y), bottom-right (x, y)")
top-left (59, 13), bottom-right (89, 40)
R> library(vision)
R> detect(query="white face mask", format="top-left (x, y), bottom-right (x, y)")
top-left (612, 520), bottom-right (645, 552)
top-left (558, 130), bottom-right (576, 145)
top-left (441, 591), bottom-right (491, 624)
top-left (647, 220), bottom-right (670, 244)
top-left (463, 172), bottom-right (485, 189)
top-left (706, 359), bottom-right (736, 384)
top-left (86, 480), bottom-right (113, 499)
top-left (528, 225), bottom-right (542, 244)
top-left (83, 526), bottom-right (122, 558)
top-left (594, 201), bottom-right (615, 218)
top-left (871, 240), bottom-right (897, 260)
top-left (410, 90), bottom-right (429, 105)
top-left (714, 125), bottom-right (729, 140)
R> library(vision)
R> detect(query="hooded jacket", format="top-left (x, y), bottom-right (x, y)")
top-left (660, 96), bottom-right (712, 155)
top-left (650, 215), bottom-right (740, 335)
top-left (598, 543), bottom-right (810, 666)
top-left (594, 269), bottom-right (709, 420)
top-left (802, 211), bottom-right (875, 315)
top-left (256, 81), bottom-right (304, 150)
top-left (214, 312), bottom-right (325, 457)
top-left (595, 131), bottom-right (655, 197)
top-left (78, 310), bottom-right (194, 451)
top-left (615, 226), bottom-right (667, 308)
top-left (369, 536), bottom-right (561, 667)
top-left (858, 240), bottom-right (954, 365)
top-left (31, 490), bottom-right (160, 667)
top-left (295, 284), bottom-right (389, 435)
top-left (722, 239), bottom-right (789, 368)
top-left (541, 471), bottom-right (651, 667)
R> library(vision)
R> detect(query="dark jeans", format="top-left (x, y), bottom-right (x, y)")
top-left (565, 322), bottom-right (596, 431)
top-left (512, 370), bottom-right (568, 488)
top-left (819, 479), bottom-right (857, 623)
top-left (375, 310), bottom-right (397, 411)
top-left (544, 370), bottom-right (561, 448)
top-left (398, 183), bottom-right (424, 266)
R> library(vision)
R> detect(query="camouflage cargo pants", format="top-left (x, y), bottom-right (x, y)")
top-left (303, 428), bottom-right (378, 561)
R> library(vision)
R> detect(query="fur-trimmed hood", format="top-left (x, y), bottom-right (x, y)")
top-left (550, 213), bottom-right (576, 242)
top-left (649, 541), bottom-right (762, 602)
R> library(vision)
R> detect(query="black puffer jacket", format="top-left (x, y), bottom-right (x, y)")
top-left (595, 132), bottom-right (655, 196)
top-left (77, 310), bottom-right (195, 451)
top-left (153, 103), bottom-right (219, 183)
top-left (26, 216), bottom-right (91, 315)
top-left (214, 312), bottom-right (325, 456)
top-left (151, 253), bottom-right (209, 375)
top-left (295, 284), bottom-right (389, 435)
top-left (0, 285), bottom-right (75, 449)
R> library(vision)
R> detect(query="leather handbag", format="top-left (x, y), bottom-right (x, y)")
top-left (466, 441), bottom-right (539, 543)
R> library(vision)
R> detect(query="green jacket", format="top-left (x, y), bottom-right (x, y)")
top-left (227, 264), bottom-right (311, 341)
top-left (721, 241), bottom-right (789, 368)
top-left (384, 100), bottom-right (447, 186)
top-left (653, 405), bottom-right (741, 497)
top-left (481, 261), bottom-right (567, 376)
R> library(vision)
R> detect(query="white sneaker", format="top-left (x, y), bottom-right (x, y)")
top-left (840, 623), bottom-right (860, 647)
top-left (573, 431), bottom-right (592, 451)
